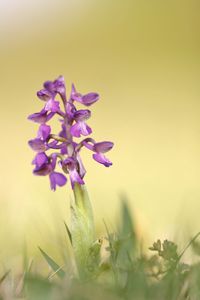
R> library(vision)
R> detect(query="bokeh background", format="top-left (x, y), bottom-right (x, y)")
top-left (0, 0), bottom-right (200, 268)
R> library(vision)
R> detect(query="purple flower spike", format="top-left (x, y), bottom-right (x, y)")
top-left (28, 76), bottom-right (113, 190)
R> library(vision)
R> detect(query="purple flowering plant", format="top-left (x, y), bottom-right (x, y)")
top-left (28, 76), bottom-right (114, 278)
top-left (28, 76), bottom-right (114, 191)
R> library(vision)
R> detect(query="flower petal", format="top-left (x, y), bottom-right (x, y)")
top-left (45, 99), bottom-right (60, 113)
top-left (92, 153), bottom-right (112, 167)
top-left (43, 76), bottom-right (66, 100)
top-left (82, 140), bottom-right (95, 151)
top-left (60, 144), bottom-right (68, 155)
top-left (33, 163), bottom-right (52, 176)
top-left (49, 172), bottom-right (67, 191)
top-left (59, 123), bottom-right (67, 139)
top-left (66, 102), bottom-right (76, 120)
top-left (32, 152), bottom-right (48, 168)
top-left (69, 168), bottom-right (84, 188)
top-left (74, 109), bottom-right (91, 121)
top-left (61, 157), bottom-right (85, 187)
top-left (81, 93), bottom-right (99, 106)
top-left (28, 109), bottom-right (54, 124)
top-left (53, 76), bottom-right (66, 97)
top-left (43, 80), bottom-right (55, 93)
top-left (28, 138), bottom-right (46, 152)
top-left (93, 141), bottom-right (114, 153)
top-left (70, 83), bottom-right (82, 102)
top-left (37, 89), bottom-right (52, 101)
top-left (37, 124), bottom-right (51, 141)
top-left (71, 85), bottom-right (99, 106)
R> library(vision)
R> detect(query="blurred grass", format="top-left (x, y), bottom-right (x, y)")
top-left (1, 199), bottom-right (200, 299)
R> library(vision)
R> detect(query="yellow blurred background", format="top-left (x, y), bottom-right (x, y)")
top-left (0, 0), bottom-right (200, 267)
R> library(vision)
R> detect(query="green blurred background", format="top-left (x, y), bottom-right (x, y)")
top-left (0, 0), bottom-right (200, 267)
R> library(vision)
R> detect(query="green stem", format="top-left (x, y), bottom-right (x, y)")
top-left (71, 184), bottom-right (95, 279)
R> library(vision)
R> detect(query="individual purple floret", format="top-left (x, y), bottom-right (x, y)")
top-left (28, 76), bottom-right (114, 191)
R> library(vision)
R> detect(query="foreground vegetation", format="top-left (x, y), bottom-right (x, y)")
top-left (1, 198), bottom-right (200, 300)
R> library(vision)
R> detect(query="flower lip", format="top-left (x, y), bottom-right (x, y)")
top-left (93, 141), bottom-right (114, 153)
top-left (49, 171), bottom-right (67, 191)
top-left (70, 121), bottom-right (92, 138)
top-left (93, 153), bottom-right (112, 167)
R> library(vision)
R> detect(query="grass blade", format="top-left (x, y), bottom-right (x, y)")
top-left (38, 247), bottom-right (65, 279)
top-left (64, 222), bottom-right (72, 245)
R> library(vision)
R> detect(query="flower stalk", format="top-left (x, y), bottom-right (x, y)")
top-left (71, 183), bottom-right (95, 278)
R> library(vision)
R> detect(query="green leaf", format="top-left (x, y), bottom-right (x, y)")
top-left (38, 247), bottom-right (65, 279)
